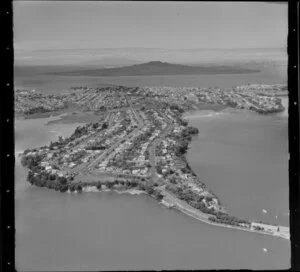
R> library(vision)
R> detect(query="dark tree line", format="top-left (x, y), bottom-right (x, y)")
top-left (21, 154), bottom-right (44, 170)
top-left (24, 106), bottom-right (52, 115)
top-left (26, 170), bottom-right (71, 193)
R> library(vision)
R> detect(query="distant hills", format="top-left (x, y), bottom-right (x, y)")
top-left (50, 61), bottom-right (260, 76)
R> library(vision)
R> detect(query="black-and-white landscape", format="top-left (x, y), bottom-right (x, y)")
top-left (14, 2), bottom-right (289, 271)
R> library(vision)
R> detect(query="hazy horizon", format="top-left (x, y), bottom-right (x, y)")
top-left (14, 2), bottom-right (287, 66)
top-left (15, 47), bottom-right (287, 67)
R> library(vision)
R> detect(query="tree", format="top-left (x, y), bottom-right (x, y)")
top-left (177, 145), bottom-right (188, 155)
top-left (96, 182), bottom-right (102, 190)
top-left (195, 195), bottom-right (204, 202)
top-left (102, 122), bottom-right (108, 129)
top-left (138, 183), bottom-right (146, 191)
top-left (52, 183), bottom-right (61, 191)
top-left (58, 176), bottom-right (68, 185)
top-left (59, 185), bottom-right (68, 193)
top-left (208, 216), bottom-right (217, 222)
top-left (154, 191), bottom-right (163, 201)
top-left (69, 184), bottom-right (76, 192)
top-left (205, 196), bottom-right (213, 202)
top-left (74, 183), bottom-right (82, 192)
top-left (146, 187), bottom-right (154, 195)
top-left (77, 185), bottom-right (82, 192)
top-left (182, 120), bottom-right (188, 126)
top-left (92, 123), bottom-right (99, 129)
top-left (130, 180), bottom-right (138, 187)
top-left (125, 181), bottom-right (133, 189)
top-left (49, 174), bottom-right (56, 181)
top-left (169, 177), bottom-right (177, 184)
top-left (156, 165), bottom-right (163, 174)
top-left (105, 182), bottom-right (114, 189)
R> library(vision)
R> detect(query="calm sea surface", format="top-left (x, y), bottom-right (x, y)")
top-left (185, 104), bottom-right (289, 227)
top-left (15, 98), bottom-right (290, 270)
top-left (14, 63), bottom-right (286, 94)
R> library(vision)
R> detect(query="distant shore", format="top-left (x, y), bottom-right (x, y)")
top-left (15, 102), bottom-right (228, 124)
top-left (15, 110), bottom-right (103, 125)
top-left (49, 61), bottom-right (261, 77)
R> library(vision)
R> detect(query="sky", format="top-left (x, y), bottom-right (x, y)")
top-left (13, 1), bottom-right (288, 64)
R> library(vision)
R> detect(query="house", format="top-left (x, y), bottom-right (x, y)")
top-left (132, 169), bottom-right (139, 175)
top-left (41, 161), bottom-right (48, 167)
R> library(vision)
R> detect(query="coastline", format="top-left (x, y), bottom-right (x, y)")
top-left (160, 192), bottom-right (289, 241)
top-left (63, 184), bottom-right (290, 241)
top-left (68, 185), bottom-right (146, 196)
top-left (15, 110), bottom-right (106, 126)
top-left (180, 108), bottom-right (289, 239)
top-left (184, 104), bottom-right (286, 120)
top-left (16, 93), bottom-right (289, 242)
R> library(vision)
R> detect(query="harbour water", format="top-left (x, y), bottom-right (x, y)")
top-left (185, 105), bottom-right (289, 227)
top-left (15, 104), bottom-right (290, 270)
top-left (14, 63), bottom-right (286, 94)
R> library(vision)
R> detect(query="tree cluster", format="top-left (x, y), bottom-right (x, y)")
top-left (170, 104), bottom-right (184, 113)
top-left (253, 225), bottom-right (265, 231)
top-left (24, 106), bottom-right (51, 115)
top-left (167, 186), bottom-right (218, 215)
top-left (21, 154), bottom-right (44, 170)
top-left (208, 212), bottom-right (251, 227)
top-left (27, 170), bottom-right (71, 193)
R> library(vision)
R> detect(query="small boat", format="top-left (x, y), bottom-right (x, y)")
top-left (275, 215), bottom-right (278, 219)
top-left (263, 248), bottom-right (268, 252)
top-left (262, 209), bottom-right (267, 213)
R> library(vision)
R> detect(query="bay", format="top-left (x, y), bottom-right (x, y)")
top-left (185, 107), bottom-right (289, 227)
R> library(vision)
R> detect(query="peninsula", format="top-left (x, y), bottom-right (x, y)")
top-left (16, 83), bottom-right (289, 240)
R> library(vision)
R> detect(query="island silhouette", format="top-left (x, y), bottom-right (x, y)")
top-left (50, 61), bottom-right (260, 76)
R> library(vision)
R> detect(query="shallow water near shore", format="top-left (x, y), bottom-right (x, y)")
top-left (15, 110), bottom-right (290, 270)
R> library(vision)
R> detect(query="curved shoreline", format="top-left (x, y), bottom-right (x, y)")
top-left (160, 192), bottom-right (289, 241)
top-left (17, 99), bottom-right (289, 242)
top-left (57, 184), bottom-right (290, 241)
top-left (179, 109), bottom-right (289, 240)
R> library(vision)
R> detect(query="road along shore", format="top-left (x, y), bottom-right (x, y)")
top-left (161, 192), bottom-right (290, 241)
